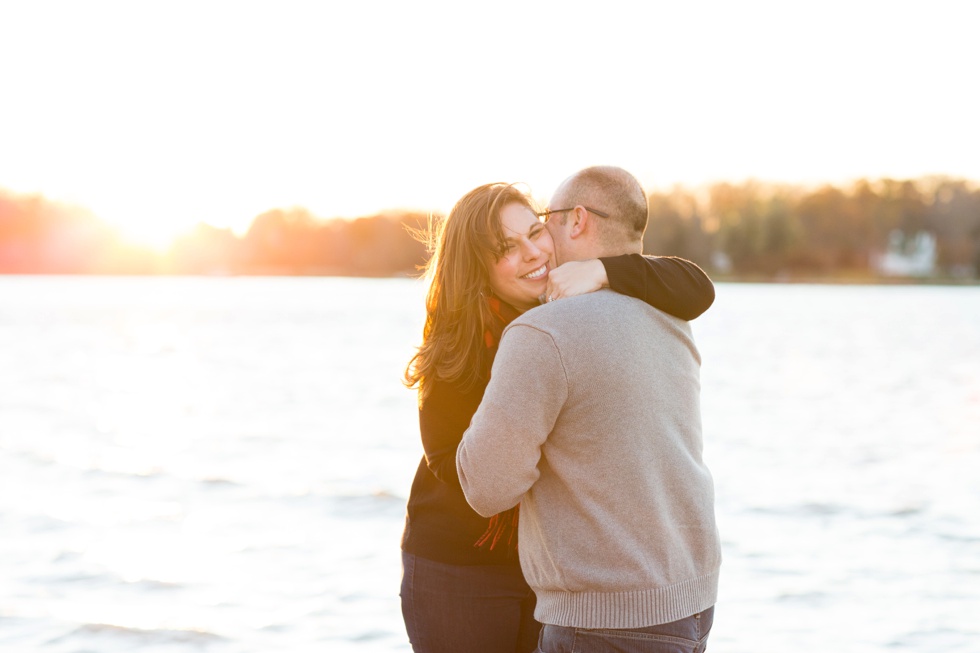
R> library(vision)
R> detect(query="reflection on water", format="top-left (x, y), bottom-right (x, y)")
top-left (1, 277), bottom-right (978, 652)
top-left (697, 285), bottom-right (980, 652)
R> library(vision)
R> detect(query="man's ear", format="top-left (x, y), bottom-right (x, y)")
top-left (569, 205), bottom-right (590, 239)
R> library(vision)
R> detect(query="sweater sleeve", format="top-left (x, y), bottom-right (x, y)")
top-left (457, 324), bottom-right (567, 517)
top-left (601, 254), bottom-right (715, 320)
top-left (418, 378), bottom-right (480, 488)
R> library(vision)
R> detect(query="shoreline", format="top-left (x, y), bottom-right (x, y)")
top-left (2, 270), bottom-right (979, 287)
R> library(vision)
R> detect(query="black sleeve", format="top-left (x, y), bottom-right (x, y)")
top-left (417, 377), bottom-right (483, 488)
top-left (600, 254), bottom-right (715, 320)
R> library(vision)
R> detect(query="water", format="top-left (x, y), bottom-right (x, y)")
top-left (1, 276), bottom-right (978, 652)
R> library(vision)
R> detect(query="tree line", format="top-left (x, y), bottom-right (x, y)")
top-left (642, 177), bottom-right (980, 280)
top-left (2, 177), bottom-right (979, 279)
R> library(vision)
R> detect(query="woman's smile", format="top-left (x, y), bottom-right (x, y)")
top-left (520, 264), bottom-right (549, 280)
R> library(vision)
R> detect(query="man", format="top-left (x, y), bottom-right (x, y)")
top-left (456, 166), bottom-right (721, 652)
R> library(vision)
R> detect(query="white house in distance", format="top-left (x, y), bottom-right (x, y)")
top-left (872, 229), bottom-right (937, 277)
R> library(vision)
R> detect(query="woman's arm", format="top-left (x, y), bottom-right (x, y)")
top-left (603, 254), bottom-right (715, 320)
top-left (546, 255), bottom-right (715, 320)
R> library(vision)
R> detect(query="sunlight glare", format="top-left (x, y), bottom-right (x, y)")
top-left (1, 1), bottom-right (979, 249)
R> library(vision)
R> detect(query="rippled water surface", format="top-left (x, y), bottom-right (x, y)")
top-left (1, 276), bottom-right (978, 652)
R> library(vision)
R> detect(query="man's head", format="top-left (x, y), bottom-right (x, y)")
top-left (544, 166), bottom-right (647, 264)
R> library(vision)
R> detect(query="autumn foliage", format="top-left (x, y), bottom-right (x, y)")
top-left (644, 178), bottom-right (980, 279)
top-left (2, 178), bottom-right (979, 279)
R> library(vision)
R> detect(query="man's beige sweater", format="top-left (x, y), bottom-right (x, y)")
top-left (457, 290), bottom-right (721, 629)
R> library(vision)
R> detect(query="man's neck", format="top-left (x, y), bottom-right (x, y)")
top-left (573, 241), bottom-right (643, 261)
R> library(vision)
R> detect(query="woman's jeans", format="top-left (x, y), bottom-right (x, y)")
top-left (401, 551), bottom-right (540, 653)
top-left (535, 606), bottom-right (714, 653)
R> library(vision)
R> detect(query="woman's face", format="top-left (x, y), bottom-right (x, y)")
top-left (487, 202), bottom-right (554, 312)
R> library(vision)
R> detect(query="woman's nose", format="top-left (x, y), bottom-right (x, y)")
top-left (521, 239), bottom-right (541, 259)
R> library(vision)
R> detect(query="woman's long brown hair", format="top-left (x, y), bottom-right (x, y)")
top-left (404, 183), bottom-right (534, 405)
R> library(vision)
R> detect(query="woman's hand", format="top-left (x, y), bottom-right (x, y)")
top-left (543, 259), bottom-right (609, 303)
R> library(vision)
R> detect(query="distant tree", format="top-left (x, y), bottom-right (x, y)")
top-left (920, 178), bottom-right (980, 274)
top-left (710, 182), bottom-right (775, 274)
top-left (241, 208), bottom-right (322, 273)
top-left (169, 223), bottom-right (240, 274)
top-left (796, 185), bottom-right (863, 272)
top-left (340, 212), bottom-right (429, 276)
top-left (0, 190), bottom-right (117, 273)
top-left (873, 179), bottom-right (928, 246)
top-left (644, 188), bottom-right (714, 270)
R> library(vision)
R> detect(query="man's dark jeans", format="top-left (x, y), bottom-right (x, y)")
top-left (535, 606), bottom-right (714, 653)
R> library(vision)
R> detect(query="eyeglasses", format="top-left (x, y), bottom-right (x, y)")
top-left (537, 206), bottom-right (610, 222)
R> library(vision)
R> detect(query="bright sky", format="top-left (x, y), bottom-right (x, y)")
top-left (2, 0), bottom-right (978, 247)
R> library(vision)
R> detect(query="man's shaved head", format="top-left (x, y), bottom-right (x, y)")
top-left (551, 166), bottom-right (648, 243)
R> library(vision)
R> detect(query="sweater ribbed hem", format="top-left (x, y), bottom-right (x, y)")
top-left (534, 569), bottom-right (720, 629)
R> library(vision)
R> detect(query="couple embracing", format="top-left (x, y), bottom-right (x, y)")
top-left (401, 167), bottom-right (722, 653)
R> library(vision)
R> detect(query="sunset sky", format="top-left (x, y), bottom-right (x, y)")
top-left (2, 0), bottom-right (978, 247)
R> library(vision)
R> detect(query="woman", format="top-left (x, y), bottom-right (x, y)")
top-left (401, 183), bottom-right (714, 653)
